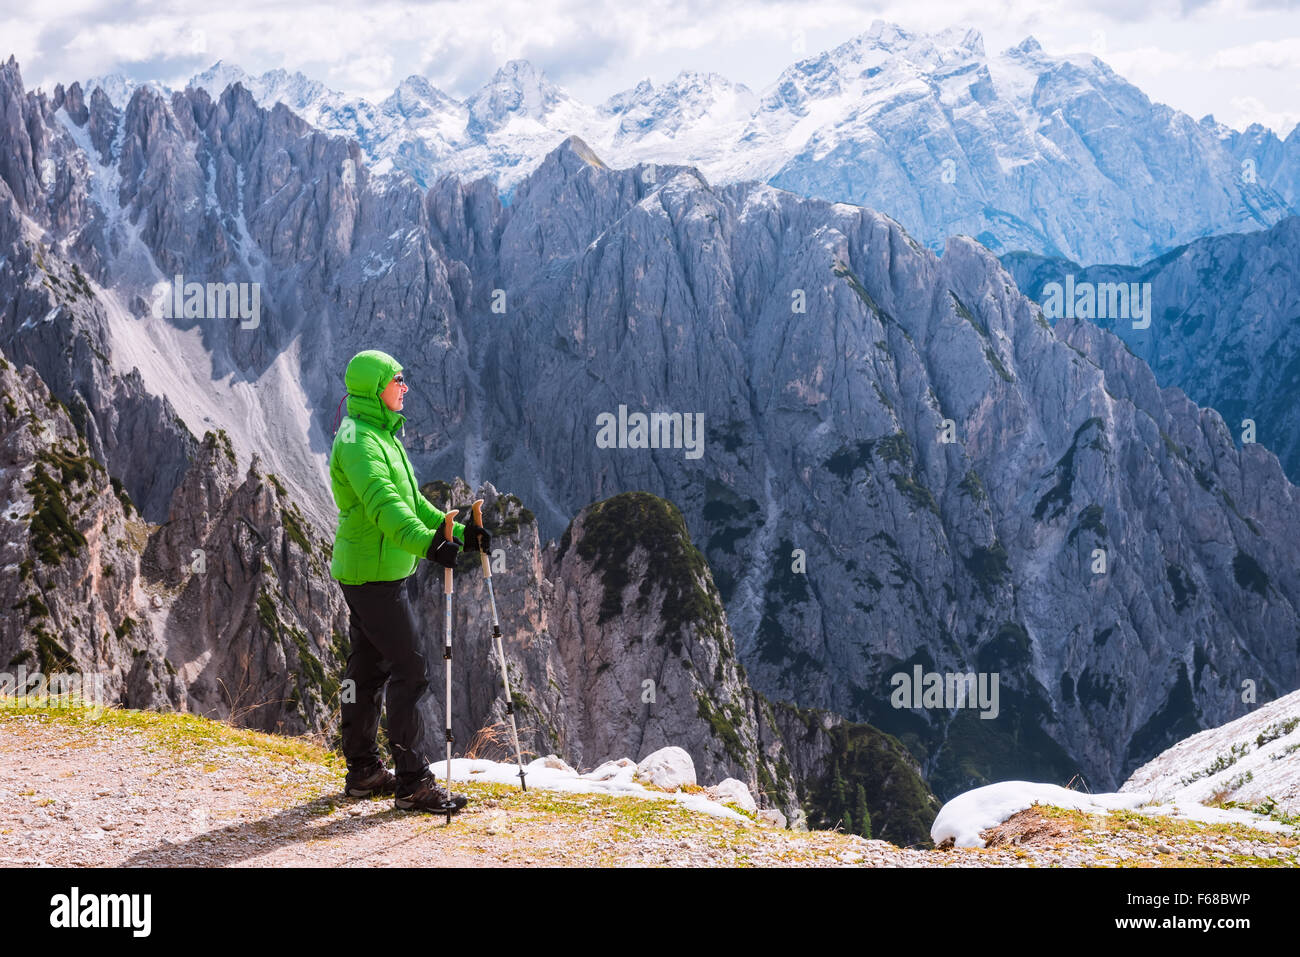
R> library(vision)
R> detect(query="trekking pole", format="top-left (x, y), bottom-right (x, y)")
top-left (472, 499), bottom-right (527, 791)
top-left (441, 509), bottom-right (459, 802)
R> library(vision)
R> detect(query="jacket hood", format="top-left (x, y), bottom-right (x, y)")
top-left (345, 349), bottom-right (402, 397)
top-left (343, 349), bottom-right (404, 433)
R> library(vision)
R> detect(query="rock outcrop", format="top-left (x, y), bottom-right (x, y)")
top-left (0, 349), bottom-right (165, 707)
top-left (406, 480), bottom-right (804, 817)
top-left (1, 349), bottom-right (349, 732)
top-left (140, 430), bottom-right (349, 733)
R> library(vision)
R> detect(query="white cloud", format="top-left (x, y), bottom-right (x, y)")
top-left (1099, 46), bottom-right (1198, 76)
top-left (1213, 37), bottom-right (1300, 70)
top-left (60, 17), bottom-right (208, 62)
top-left (1228, 94), bottom-right (1300, 135)
top-left (0, 18), bottom-right (43, 65)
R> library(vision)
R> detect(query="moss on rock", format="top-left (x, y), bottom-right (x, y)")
top-left (573, 492), bottom-right (726, 646)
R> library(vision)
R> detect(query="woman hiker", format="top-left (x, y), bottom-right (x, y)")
top-left (328, 349), bottom-right (491, 814)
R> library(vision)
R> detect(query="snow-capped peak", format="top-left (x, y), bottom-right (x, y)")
top-left (63, 23), bottom-right (1297, 263)
top-left (662, 70), bottom-right (754, 107)
top-left (1014, 35), bottom-right (1043, 55)
top-left (834, 19), bottom-right (985, 72)
top-left (466, 59), bottom-right (572, 133)
top-left (604, 69), bottom-right (756, 141)
top-left (600, 77), bottom-right (654, 115)
top-left (936, 26), bottom-right (985, 58)
top-left (381, 75), bottom-right (462, 119)
top-left (82, 72), bottom-right (169, 108)
top-left (861, 19), bottom-right (905, 45)
top-left (245, 67), bottom-right (333, 113)
top-left (187, 60), bottom-right (252, 97)
top-left (187, 61), bottom-right (339, 117)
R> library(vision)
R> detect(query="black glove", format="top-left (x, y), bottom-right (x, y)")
top-left (427, 514), bottom-right (462, 568)
top-left (463, 522), bottom-right (491, 554)
top-left (427, 536), bottom-right (460, 568)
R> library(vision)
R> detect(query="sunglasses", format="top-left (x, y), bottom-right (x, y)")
top-left (392, 374), bottom-right (406, 385)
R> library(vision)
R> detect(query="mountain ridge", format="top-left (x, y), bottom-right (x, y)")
top-left (71, 20), bottom-right (1299, 264)
top-left (1002, 215), bottom-right (1300, 483)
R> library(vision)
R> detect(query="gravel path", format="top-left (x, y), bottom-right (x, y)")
top-left (2, 709), bottom-right (1295, 868)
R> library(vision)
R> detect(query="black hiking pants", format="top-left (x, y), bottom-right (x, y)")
top-left (338, 576), bottom-right (433, 784)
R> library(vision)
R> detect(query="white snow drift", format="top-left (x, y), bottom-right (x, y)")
top-left (932, 688), bottom-right (1300, 847)
top-left (435, 745), bottom-right (759, 823)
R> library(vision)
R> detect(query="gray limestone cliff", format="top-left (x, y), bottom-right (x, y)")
top-left (1, 54), bottom-right (1297, 806)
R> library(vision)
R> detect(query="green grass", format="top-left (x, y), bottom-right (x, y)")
top-left (1216, 796), bottom-right (1300, 828)
top-left (0, 701), bottom-right (343, 769)
top-left (695, 691), bottom-right (749, 767)
top-left (280, 503), bottom-right (312, 553)
top-left (890, 472), bottom-right (939, 515)
top-left (1074, 806), bottom-right (1297, 844)
top-left (1032, 806), bottom-right (1298, 867)
top-left (1256, 718), bottom-right (1300, 749)
top-left (1178, 741), bottom-right (1249, 787)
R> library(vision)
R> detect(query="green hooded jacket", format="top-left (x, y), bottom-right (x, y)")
top-left (329, 349), bottom-right (464, 584)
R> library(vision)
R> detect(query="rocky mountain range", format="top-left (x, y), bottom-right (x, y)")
top-left (84, 21), bottom-right (1296, 265)
top-left (2, 50), bottom-right (1298, 818)
top-left (0, 344), bottom-right (936, 841)
top-left (1209, 116), bottom-right (1300, 216)
top-left (1003, 215), bottom-right (1300, 483)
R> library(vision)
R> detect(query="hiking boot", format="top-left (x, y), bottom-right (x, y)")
top-left (345, 763), bottom-right (397, 798)
top-left (394, 772), bottom-right (469, 814)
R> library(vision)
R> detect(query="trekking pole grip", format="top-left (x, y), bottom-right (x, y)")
top-left (471, 499), bottom-right (490, 576)
top-left (443, 509), bottom-right (458, 593)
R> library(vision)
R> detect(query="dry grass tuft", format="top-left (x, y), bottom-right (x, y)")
top-left (464, 720), bottom-right (533, 764)
top-left (981, 806), bottom-right (1076, 848)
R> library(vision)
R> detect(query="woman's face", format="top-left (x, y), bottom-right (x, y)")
top-left (380, 373), bottom-right (408, 411)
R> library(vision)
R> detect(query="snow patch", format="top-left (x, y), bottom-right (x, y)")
top-left (440, 754), bottom-right (754, 822)
top-left (101, 288), bottom-right (334, 531)
top-left (936, 688), bottom-right (1300, 853)
top-left (361, 253), bottom-right (394, 279)
top-left (1121, 687), bottom-right (1300, 812)
top-left (932, 781), bottom-right (1145, 847)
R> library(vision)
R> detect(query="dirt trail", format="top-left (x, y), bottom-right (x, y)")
top-left (1, 708), bottom-right (1295, 868)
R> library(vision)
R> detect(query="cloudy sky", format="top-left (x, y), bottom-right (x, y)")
top-left (2, 0), bottom-right (1298, 135)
